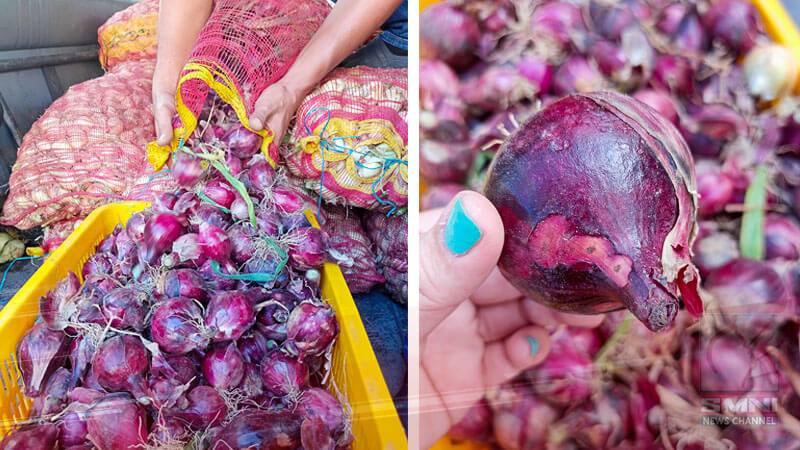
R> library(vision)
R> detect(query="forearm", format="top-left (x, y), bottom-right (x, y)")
top-left (154, 0), bottom-right (214, 92)
top-left (282, 0), bottom-right (404, 94)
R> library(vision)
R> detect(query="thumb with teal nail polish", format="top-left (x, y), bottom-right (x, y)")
top-left (419, 191), bottom-right (603, 449)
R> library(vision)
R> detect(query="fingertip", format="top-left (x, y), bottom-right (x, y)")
top-left (553, 311), bottom-right (606, 328)
top-left (506, 326), bottom-right (551, 368)
top-left (249, 116), bottom-right (263, 131)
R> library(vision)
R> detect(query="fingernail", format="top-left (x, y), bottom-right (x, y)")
top-left (444, 198), bottom-right (481, 255)
top-left (526, 336), bottom-right (539, 356)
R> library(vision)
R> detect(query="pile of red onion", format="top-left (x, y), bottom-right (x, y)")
top-left (5, 92), bottom-right (352, 449)
top-left (423, 0), bottom-right (800, 447)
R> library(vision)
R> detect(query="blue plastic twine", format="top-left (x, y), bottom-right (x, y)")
top-left (0, 254), bottom-right (47, 300)
top-left (302, 107), bottom-right (407, 218)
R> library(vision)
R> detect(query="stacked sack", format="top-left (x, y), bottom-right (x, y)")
top-left (286, 66), bottom-right (409, 303)
top-left (0, 60), bottom-right (174, 231)
top-left (97, 0), bottom-right (159, 70)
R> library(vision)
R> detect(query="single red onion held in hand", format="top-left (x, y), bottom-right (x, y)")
top-left (483, 91), bottom-right (702, 331)
top-left (17, 322), bottom-right (69, 397)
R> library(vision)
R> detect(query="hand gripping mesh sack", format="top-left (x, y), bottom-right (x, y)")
top-left (321, 205), bottom-right (385, 293)
top-left (151, 0), bottom-right (331, 169)
top-left (0, 60), bottom-right (175, 229)
top-left (286, 66), bottom-right (409, 212)
top-left (363, 211), bottom-right (408, 304)
top-left (97, 0), bottom-right (159, 70)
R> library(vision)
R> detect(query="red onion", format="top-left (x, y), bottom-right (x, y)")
top-left (191, 204), bottom-right (232, 232)
top-left (40, 271), bottom-right (81, 331)
top-left (203, 342), bottom-right (245, 390)
top-left (97, 232), bottom-right (116, 254)
top-left (114, 228), bottom-right (136, 260)
top-left (60, 410), bottom-right (89, 447)
top-left (705, 259), bottom-right (791, 340)
top-left (69, 335), bottom-right (94, 385)
top-left (256, 209), bottom-right (281, 235)
top-left (85, 393), bottom-right (148, 449)
top-left (764, 214), bottom-right (800, 260)
top-left (272, 186), bottom-right (306, 215)
top-left (681, 104), bottom-right (747, 157)
top-left (205, 291), bottom-right (255, 342)
top-left (695, 159), bottom-right (734, 217)
top-left (223, 123), bottom-right (262, 159)
top-left (632, 89), bottom-right (678, 125)
top-left (149, 417), bottom-right (188, 447)
top-left (209, 409), bottom-right (303, 450)
top-left (652, 55), bottom-right (694, 95)
top-left (297, 387), bottom-right (349, 445)
top-left (203, 179), bottom-right (236, 209)
top-left (460, 66), bottom-right (534, 113)
top-left (588, 1), bottom-right (639, 41)
top-left (589, 40), bottom-right (627, 80)
top-left (172, 151), bottom-right (205, 187)
top-left (257, 304), bottom-right (290, 341)
top-left (0, 423), bottom-right (59, 449)
top-left (261, 352), bottom-right (307, 397)
top-left (285, 227), bottom-right (327, 270)
top-left (230, 196), bottom-right (250, 221)
top-left (421, 183), bottom-right (462, 211)
top-left (82, 253), bottom-right (114, 279)
top-left (525, 330), bottom-right (594, 406)
top-left (689, 333), bottom-right (758, 393)
top-left (140, 213), bottom-right (183, 265)
top-left (91, 335), bottom-right (148, 397)
top-left (171, 233), bottom-right (206, 267)
top-left (247, 159), bottom-right (276, 196)
top-left (483, 91), bottom-right (702, 331)
top-left (692, 227), bottom-right (739, 277)
top-left (419, 139), bottom-right (475, 184)
top-left (420, 3), bottom-right (480, 69)
top-left (198, 222), bottom-right (232, 263)
top-left (151, 297), bottom-right (209, 354)
top-left (125, 213), bottom-right (147, 243)
top-left (703, 0), bottom-right (760, 55)
top-left (238, 329), bottom-right (271, 364)
top-left (101, 287), bottom-right (147, 331)
top-left (173, 191), bottom-right (200, 219)
top-left (530, 2), bottom-right (585, 47)
top-left (286, 301), bottom-right (338, 357)
top-left (17, 322), bottom-right (69, 397)
top-left (228, 225), bottom-right (257, 264)
top-left (31, 367), bottom-right (73, 418)
top-left (420, 59), bottom-right (460, 112)
top-left (447, 398), bottom-right (492, 443)
top-left (162, 268), bottom-right (207, 301)
top-left (517, 56), bottom-right (552, 94)
top-left (198, 259), bottom-right (238, 291)
top-left (487, 384), bottom-right (558, 450)
top-left (560, 383), bottom-right (631, 448)
top-left (224, 152), bottom-right (243, 176)
top-left (552, 56), bottom-right (607, 95)
top-left (151, 191), bottom-right (179, 214)
top-left (240, 362), bottom-right (266, 398)
top-left (169, 385), bottom-right (227, 430)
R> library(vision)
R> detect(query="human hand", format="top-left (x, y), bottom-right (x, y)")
top-left (152, 81), bottom-right (177, 147)
top-left (419, 191), bottom-right (603, 449)
top-left (248, 80), bottom-right (306, 149)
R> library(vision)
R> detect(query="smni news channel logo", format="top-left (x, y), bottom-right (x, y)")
top-left (696, 312), bottom-right (785, 427)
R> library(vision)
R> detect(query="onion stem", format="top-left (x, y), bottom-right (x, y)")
top-left (593, 313), bottom-right (632, 366)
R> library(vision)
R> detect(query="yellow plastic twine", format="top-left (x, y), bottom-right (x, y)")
top-left (147, 60), bottom-right (276, 171)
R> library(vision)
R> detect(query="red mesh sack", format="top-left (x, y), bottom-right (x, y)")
top-left (321, 205), bottom-right (385, 294)
top-left (0, 60), bottom-right (175, 229)
top-left (153, 0), bottom-right (331, 168)
top-left (98, 0), bottom-right (159, 70)
top-left (363, 211), bottom-right (408, 304)
top-left (286, 67), bottom-right (409, 212)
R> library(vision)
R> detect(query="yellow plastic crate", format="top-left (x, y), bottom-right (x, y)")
top-left (0, 202), bottom-right (407, 449)
top-left (423, 0), bottom-right (800, 449)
